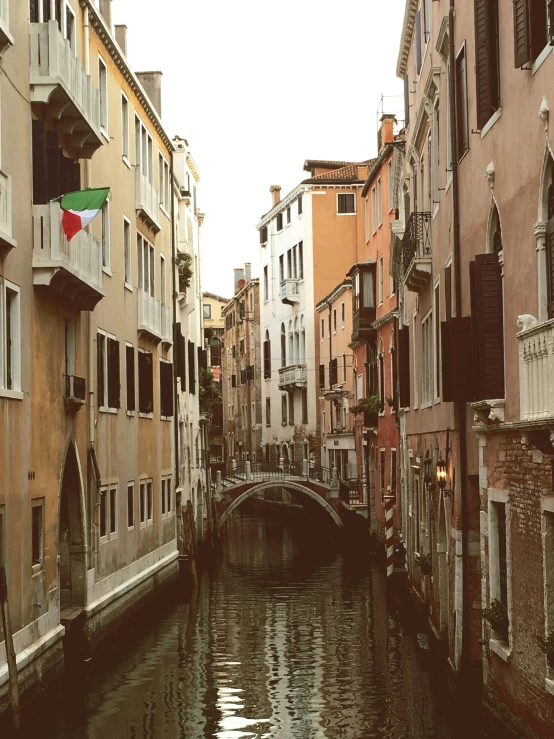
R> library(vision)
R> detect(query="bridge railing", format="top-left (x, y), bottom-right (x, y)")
top-left (219, 460), bottom-right (334, 486)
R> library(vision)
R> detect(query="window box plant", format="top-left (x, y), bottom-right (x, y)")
top-left (482, 599), bottom-right (509, 640)
top-left (414, 552), bottom-right (433, 576)
top-left (176, 251), bottom-right (193, 292)
top-left (350, 395), bottom-right (380, 426)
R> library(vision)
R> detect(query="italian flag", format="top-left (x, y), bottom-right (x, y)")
top-left (60, 188), bottom-right (111, 241)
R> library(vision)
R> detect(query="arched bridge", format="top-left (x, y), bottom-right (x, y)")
top-left (213, 461), bottom-right (363, 529)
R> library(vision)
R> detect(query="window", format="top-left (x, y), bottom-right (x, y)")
top-left (203, 304), bottom-right (211, 319)
top-left (263, 266), bottom-right (268, 301)
top-left (276, 213), bottom-right (283, 231)
top-left (159, 154), bottom-right (170, 211)
top-left (378, 256), bottom-right (384, 305)
top-left (319, 364), bottom-right (325, 389)
top-left (138, 349), bottom-right (153, 414)
top-left (404, 74), bottom-right (410, 129)
top-left (372, 187), bottom-right (377, 232)
top-left (474, 0), bottom-right (500, 130)
top-left (0, 281), bottom-right (21, 392)
top-left (279, 255), bottom-right (284, 283)
top-left (298, 241), bottom-right (304, 279)
top-left (280, 324), bottom-right (286, 367)
top-left (281, 395), bottom-right (287, 425)
top-left (101, 199), bottom-right (110, 270)
top-left (127, 483), bottom-right (134, 529)
top-left (391, 449), bottom-right (397, 498)
top-left (126, 343), bottom-right (135, 412)
top-left (380, 449), bottom-right (386, 500)
top-left (139, 481), bottom-right (146, 525)
top-left (147, 480), bottom-right (153, 523)
top-left (99, 484), bottom-right (117, 541)
top-left (321, 318), bottom-right (325, 340)
top-left (135, 116), bottom-right (153, 182)
top-left (240, 339), bottom-right (245, 355)
top-left (266, 397), bottom-right (271, 426)
top-left (455, 46), bottom-right (469, 159)
top-left (333, 309), bottom-right (337, 333)
top-left (365, 197), bottom-right (370, 241)
top-left (432, 100), bottom-right (440, 205)
top-left (287, 249), bottom-right (292, 279)
top-left (260, 226), bottom-right (268, 244)
top-left (413, 471), bottom-right (421, 552)
top-left (423, 0), bottom-right (431, 41)
top-left (489, 496), bottom-right (509, 641)
top-left (340, 302), bottom-right (345, 328)
top-left (413, 312), bottom-right (419, 408)
top-left (298, 195), bottom-right (303, 215)
top-left (388, 159), bottom-right (394, 212)
top-left (160, 360), bottom-right (174, 417)
top-left (513, 0), bottom-right (552, 68)
top-left (337, 193), bottom-right (356, 214)
top-left (433, 281), bottom-right (441, 399)
top-left (123, 218), bottom-right (131, 285)
top-left (65, 2), bottom-right (76, 47)
top-left (252, 402), bottom-right (256, 430)
top-left (137, 235), bottom-right (155, 296)
top-left (286, 206), bottom-right (291, 224)
top-left (292, 246), bottom-right (298, 279)
top-left (288, 393), bottom-right (294, 425)
top-left (109, 486), bottom-right (117, 535)
top-left (263, 331), bottom-right (271, 378)
top-left (99, 57), bottom-right (108, 131)
top-left (121, 94), bottom-right (129, 160)
top-left (342, 354), bottom-right (347, 383)
top-left (445, 261), bottom-right (452, 320)
top-left (379, 352), bottom-right (385, 411)
top-left (97, 331), bottom-right (120, 410)
top-left (31, 499), bottom-right (44, 567)
top-left (377, 178), bottom-right (382, 225)
top-left (421, 311), bottom-right (434, 406)
top-left (161, 476), bottom-right (172, 517)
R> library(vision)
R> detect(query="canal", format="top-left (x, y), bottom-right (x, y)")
top-left (22, 507), bottom-right (506, 738)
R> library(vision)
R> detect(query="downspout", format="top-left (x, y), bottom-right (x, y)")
top-left (171, 153), bottom-right (180, 496)
top-left (448, 0), bottom-right (470, 681)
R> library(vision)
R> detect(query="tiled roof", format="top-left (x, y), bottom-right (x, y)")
top-left (303, 160), bottom-right (377, 184)
top-left (303, 159), bottom-right (373, 171)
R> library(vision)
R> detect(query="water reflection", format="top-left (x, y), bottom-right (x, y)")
top-left (29, 509), bottom-right (488, 738)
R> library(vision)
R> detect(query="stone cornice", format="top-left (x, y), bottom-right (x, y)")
top-left (372, 309), bottom-right (399, 332)
top-left (396, 0), bottom-right (418, 79)
top-left (81, 0), bottom-right (174, 152)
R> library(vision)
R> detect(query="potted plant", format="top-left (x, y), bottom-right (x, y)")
top-left (482, 599), bottom-right (509, 638)
top-left (414, 552), bottom-right (433, 576)
top-left (350, 395), bottom-right (381, 426)
top-left (536, 631), bottom-right (554, 669)
top-left (176, 252), bottom-right (193, 292)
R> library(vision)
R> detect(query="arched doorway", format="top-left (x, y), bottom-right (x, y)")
top-left (59, 442), bottom-right (86, 609)
top-left (437, 495), bottom-right (449, 634)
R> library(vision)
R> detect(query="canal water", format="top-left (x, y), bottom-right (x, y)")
top-left (23, 508), bottom-right (505, 738)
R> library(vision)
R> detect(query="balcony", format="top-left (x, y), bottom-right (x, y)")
top-left (32, 202), bottom-right (103, 310)
top-left (135, 169), bottom-right (161, 233)
top-left (0, 0), bottom-right (14, 54)
top-left (402, 212), bottom-right (432, 293)
top-left (0, 170), bottom-right (16, 258)
top-left (30, 21), bottom-right (102, 158)
top-left (138, 289), bottom-right (172, 345)
top-left (278, 364), bottom-right (307, 390)
top-left (518, 318), bottom-right (554, 422)
top-left (280, 279), bottom-right (300, 305)
top-left (64, 375), bottom-right (86, 412)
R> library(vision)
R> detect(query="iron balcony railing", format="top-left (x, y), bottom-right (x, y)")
top-left (402, 211), bottom-right (432, 274)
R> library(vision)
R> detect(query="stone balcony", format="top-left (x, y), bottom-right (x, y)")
top-left (32, 202), bottom-right (103, 310)
top-left (0, 0), bottom-right (14, 54)
top-left (402, 211), bottom-right (432, 293)
top-left (278, 364), bottom-right (307, 390)
top-left (136, 169), bottom-right (161, 233)
top-left (280, 278), bottom-right (300, 305)
top-left (0, 170), bottom-right (16, 258)
top-left (138, 289), bottom-right (172, 345)
top-left (30, 21), bottom-right (102, 158)
top-left (518, 317), bottom-right (554, 422)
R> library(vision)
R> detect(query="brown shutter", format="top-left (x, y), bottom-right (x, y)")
top-left (263, 340), bottom-right (271, 378)
top-left (188, 341), bottom-right (196, 394)
top-left (107, 338), bottom-right (120, 409)
top-left (475, 0), bottom-right (491, 129)
top-left (513, 0), bottom-right (530, 68)
top-left (97, 334), bottom-right (104, 406)
top-left (530, 0), bottom-right (548, 60)
top-left (546, 222), bottom-right (554, 318)
top-left (471, 254), bottom-right (504, 400)
top-left (160, 362), bottom-right (174, 417)
top-left (32, 120), bottom-right (48, 205)
top-left (319, 364), bottom-right (325, 389)
top-left (198, 347), bottom-right (207, 371)
top-left (126, 345), bottom-right (135, 411)
top-left (145, 352), bottom-right (153, 412)
top-left (398, 325), bottom-right (410, 408)
top-left (441, 318), bottom-right (474, 402)
top-left (30, 0), bottom-right (39, 23)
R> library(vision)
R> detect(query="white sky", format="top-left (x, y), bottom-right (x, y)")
top-left (111, 0), bottom-right (407, 298)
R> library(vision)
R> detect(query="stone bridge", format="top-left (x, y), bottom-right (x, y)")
top-left (213, 461), bottom-right (347, 529)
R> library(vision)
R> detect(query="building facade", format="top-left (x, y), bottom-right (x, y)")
top-left (257, 163), bottom-right (371, 467)
top-left (222, 268), bottom-right (262, 464)
top-left (202, 291), bottom-right (228, 464)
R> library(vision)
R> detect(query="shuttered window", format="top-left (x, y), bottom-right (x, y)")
top-left (159, 361), bottom-right (174, 417)
top-left (398, 326), bottom-right (410, 408)
top-left (107, 338), bottom-right (120, 409)
top-left (319, 364), bottom-right (325, 389)
top-left (513, 0), bottom-right (530, 66)
top-left (514, 0), bottom-right (550, 67)
top-left (188, 341), bottom-right (196, 394)
top-left (441, 317), bottom-right (473, 402)
top-left (97, 333), bottom-right (120, 409)
top-left (263, 339), bottom-right (271, 378)
top-left (474, 0), bottom-right (500, 130)
top-left (302, 389), bottom-right (308, 424)
top-left (379, 353), bottom-right (385, 410)
top-left (456, 48), bottom-right (469, 159)
top-left (329, 358), bottom-right (338, 387)
top-left (470, 254), bottom-right (505, 400)
top-left (260, 226), bottom-right (268, 244)
top-left (138, 350), bottom-right (153, 414)
top-left (126, 344), bottom-right (135, 411)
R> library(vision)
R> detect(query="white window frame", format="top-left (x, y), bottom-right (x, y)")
top-left (488, 489), bottom-right (511, 658)
top-left (377, 177), bottom-right (383, 226)
top-left (421, 309), bottom-right (433, 408)
top-left (378, 256), bottom-right (384, 306)
top-left (139, 479), bottom-right (147, 527)
top-left (121, 92), bottom-right (130, 164)
top-left (159, 153), bottom-right (170, 216)
top-left (137, 234), bottom-right (155, 297)
top-left (161, 474), bottom-right (173, 519)
top-left (127, 481), bottom-right (135, 530)
top-left (64, 1), bottom-right (76, 49)
top-left (336, 192), bottom-right (356, 215)
top-left (97, 328), bottom-right (117, 412)
top-left (146, 479), bottom-right (153, 524)
top-left (135, 115), bottom-right (153, 182)
top-left (99, 483), bottom-right (118, 544)
top-left (541, 498), bottom-right (554, 687)
top-left (98, 55), bottom-right (108, 135)
top-left (0, 279), bottom-right (22, 397)
top-left (123, 216), bottom-right (132, 289)
top-left (160, 254), bottom-right (166, 306)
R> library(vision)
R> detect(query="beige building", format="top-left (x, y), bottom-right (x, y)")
top-left (202, 291), bottom-right (228, 462)
top-left (1, 0), bottom-right (182, 710)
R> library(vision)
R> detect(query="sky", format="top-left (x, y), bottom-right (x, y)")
top-left (110, 0), bottom-right (407, 298)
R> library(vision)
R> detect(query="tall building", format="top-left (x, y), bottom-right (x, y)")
top-left (257, 162), bottom-right (371, 466)
top-left (222, 266), bottom-right (262, 463)
top-left (0, 0), bottom-right (185, 707)
top-left (202, 291), bottom-right (228, 464)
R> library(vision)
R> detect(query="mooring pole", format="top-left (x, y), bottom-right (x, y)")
top-left (384, 490), bottom-right (395, 578)
top-left (0, 566), bottom-right (20, 732)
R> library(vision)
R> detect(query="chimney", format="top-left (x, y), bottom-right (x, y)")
top-left (379, 114), bottom-right (397, 152)
top-left (270, 185), bottom-right (281, 208)
top-left (136, 71), bottom-right (163, 117)
top-left (99, 0), bottom-right (112, 30)
top-left (115, 25), bottom-right (127, 56)
top-left (234, 268), bottom-right (245, 295)
top-left (244, 262), bottom-right (252, 282)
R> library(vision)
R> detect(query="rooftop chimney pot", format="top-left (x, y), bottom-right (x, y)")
top-left (270, 185), bottom-right (281, 208)
top-left (99, 0), bottom-right (112, 30)
top-left (115, 25), bottom-right (127, 56)
top-left (136, 71), bottom-right (163, 118)
top-left (245, 263), bottom-right (252, 282)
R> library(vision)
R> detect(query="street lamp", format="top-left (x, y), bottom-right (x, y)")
top-left (436, 456), bottom-right (451, 496)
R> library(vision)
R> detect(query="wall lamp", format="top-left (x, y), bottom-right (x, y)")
top-left (436, 454), bottom-right (452, 497)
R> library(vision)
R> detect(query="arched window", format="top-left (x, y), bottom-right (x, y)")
top-left (547, 176), bottom-right (554, 318)
top-left (263, 329), bottom-right (271, 379)
top-left (300, 315), bottom-right (306, 364)
top-left (280, 324), bottom-right (286, 368)
top-left (288, 320), bottom-right (293, 365)
top-left (293, 317), bottom-right (299, 365)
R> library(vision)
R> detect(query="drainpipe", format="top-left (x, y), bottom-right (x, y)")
top-left (448, 0), bottom-right (470, 682)
top-left (171, 152), bottom-right (180, 497)
top-left (83, 6), bottom-right (90, 76)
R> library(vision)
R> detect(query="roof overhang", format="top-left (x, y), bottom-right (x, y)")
top-left (396, 0), bottom-right (418, 79)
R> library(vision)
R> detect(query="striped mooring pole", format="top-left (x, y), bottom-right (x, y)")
top-left (384, 487), bottom-right (395, 578)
